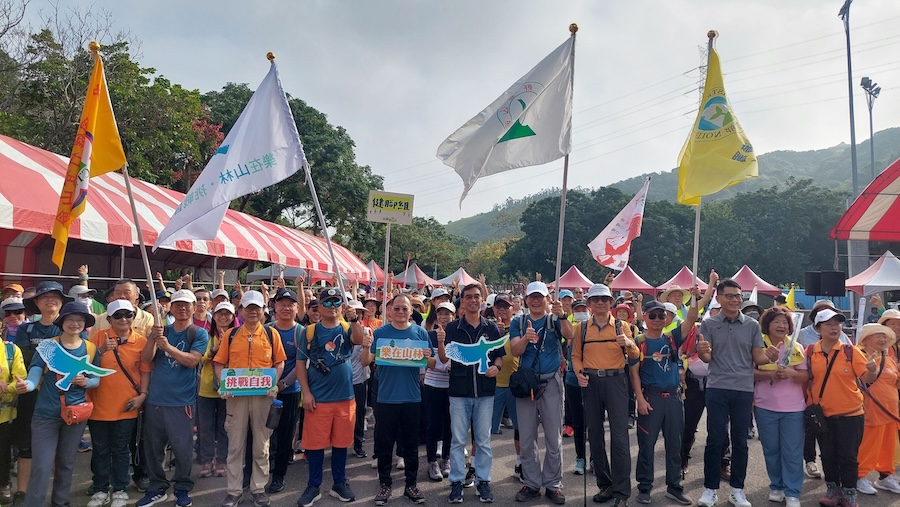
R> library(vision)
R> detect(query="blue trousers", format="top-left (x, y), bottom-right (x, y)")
top-left (754, 408), bottom-right (804, 498)
top-left (703, 388), bottom-right (753, 490)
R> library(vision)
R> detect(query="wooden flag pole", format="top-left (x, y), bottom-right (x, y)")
top-left (553, 23), bottom-right (578, 297)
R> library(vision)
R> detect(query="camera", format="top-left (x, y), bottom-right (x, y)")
top-left (313, 358), bottom-right (331, 375)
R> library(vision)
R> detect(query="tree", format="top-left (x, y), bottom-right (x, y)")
top-left (384, 217), bottom-right (472, 277)
top-left (466, 239), bottom-right (508, 283)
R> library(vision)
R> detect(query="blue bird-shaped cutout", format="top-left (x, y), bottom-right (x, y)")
top-left (215, 144), bottom-right (230, 156)
top-left (443, 336), bottom-right (508, 374)
top-left (37, 340), bottom-right (116, 391)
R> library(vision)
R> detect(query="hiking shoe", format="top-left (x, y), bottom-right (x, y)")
top-left (174, 490), bottom-right (193, 507)
top-left (199, 462), bottom-right (213, 478)
top-left (463, 466), bottom-right (476, 487)
top-left (593, 487), bottom-right (613, 503)
top-left (440, 458), bottom-right (450, 478)
top-left (874, 476), bottom-right (900, 493)
top-left (665, 490), bottom-right (692, 506)
top-left (514, 464), bottom-right (524, 483)
top-left (110, 491), bottom-right (129, 507)
top-left (768, 490), bottom-right (785, 503)
top-left (428, 461), bottom-right (443, 481)
top-left (222, 493), bottom-right (243, 507)
top-left (545, 489), bottom-right (565, 505)
top-left (785, 498), bottom-right (800, 507)
top-left (515, 486), bottom-right (540, 502)
top-left (841, 487), bottom-right (859, 507)
top-left (136, 490), bottom-right (168, 507)
top-left (502, 417), bottom-right (514, 429)
top-left (133, 477), bottom-right (150, 493)
top-left (805, 461), bottom-right (823, 479)
top-left (215, 463), bottom-right (227, 477)
top-left (819, 482), bottom-right (842, 507)
top-left (856, 478), bottom-right (876, 495)
top-left (404, 485), bottom-right (425, 504)
top-left (563, 425), bottom-right (574, 437)
top-left (374, 484), bottom-right (392, 506)
top-left (449, 482), bottom-right (464, 504)
top-left (88, 492), bottom-right (110, 507)
top-left (268, 475), bottom-right (285, 494)
top-left (251, 492), bottom-right (269, 507)
top-left (574, 458), bottom-right (585, 475)
top-left (78, 438), bottom-right (92, 452)
top-left (697, 488), bottom-right (717, 507)
top-left (297, 486), bottom-right (321, 507)
top-left (0, 485), bottom-right (11, 506)
top-left (476, 481), bottom-right (493, 503)
top-left (636, 491), bottom-right (651, 504)
top-left (396, 457), bottom-right (406, 470)
top-left (354, 446), bottom-right (368, 458)
top-left (728, 489), bottom-right (750, 507)
top-left (10, 491), bottom-right (24, 506)
top-left (330, 483), bottom-right (356, 503)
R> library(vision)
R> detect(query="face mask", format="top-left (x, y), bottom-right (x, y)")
top-left (573, 312), bottom-right (590, 323)
top-left (77, 295), bottom-right (93, 305)
top-left (745, 311), bottom-right (760, 320)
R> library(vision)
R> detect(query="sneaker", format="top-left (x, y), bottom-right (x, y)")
top-left (665, 490), bottom-right (692, 506)
top-left (627, 417), bottom-right (636, 429)
top-left (251, 492), bottom-right (269, 507)
top-left (464, 467), bottom-right (476, 488)
top-left (748, 426), bottom-right (756, 439)
top-left (0, 485), bottom-right (10, 505)
top-left (573, 458), bottom-right (585, 476)
top-left (514, 464), bottom-right (524, 483)
top-left (476, 481), bottom-right (493, 503)
top-left (133, 477), bottom-right (150, 493)
top-left (592, 487), bottom-right (613, 503)
top-left (784, 498), bottom-right (799, 507)
top-left (111, 491), bottom-right (129, 507)
top-left (819, 482), bottom-right (842, 507)
top-left (215, 463), bottom-right (227, 477)
top-left (697, 488), bottom-right (718, 507)
top-left (330, 483), bottom-right (356, 502)
top-left (297, 486), bottom-right (321, 507)
top-left (563, 425), bottom-right (574, 437)
top-left (222, 493), bottom-right (243, 507)
top-left (449, 482), bottom-right (464, 504)
top-left (514, 486), bottom-right (540, 502)
top-left (728, 489), bottom-right (750, 507)
top-left (374, 484), bottom-right (392, 506)
top-left (88, 491), bottom-right (111, 507)
top-left (612, 499), bottom-right (628, 507)
top-left (428, 461), bottom-right (442, 481)
top-left (856, 478), bottom-right (876, 495)
top-left (136, 490), bottom-right (168, 507)
top-left (199, 462), bottom-right (213, 478)
top-left (175, 490), bottom-right (193, 507)
top-left (404, 485), bottom-right (425, 504)
top-left (268, 475), bottom-right (285, 494)
top-left (767, 490), bottom-right (785, 503)
top-left (354, 447), bottom-right (368, 458)
top-left (441, 458), bottom-right (451, 478)
top-left (545, 489), bottom-right (565, 505)
top-left (874, 476), bottom-right (900, 493)
top-left (78, 438), bottom-right (92, 452)
top-left (636, 491), bottom-right (651, 504)
top-left (805, 461), bottom-right (823, 479)
top-left (11, 491), bottom-right (24, 506)
top-left (841, 487), bottom-right (859, 507)
top-left (396, 457), bottom-right (406, 470)
top-left (502, 417), bottom-right (514, 429)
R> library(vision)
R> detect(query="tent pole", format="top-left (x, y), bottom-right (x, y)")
top-left (120, 246), bottom-right (125, 278)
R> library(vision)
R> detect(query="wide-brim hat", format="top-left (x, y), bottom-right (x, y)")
top-left (25, 281), bottom-right (73, 314)
top-left (612, 303), bottom-right (634, 320)
top-left (52, 301), bottom-right (96, 328)
top-left (877, 309), bottom-right (900, 326)
top-left (858, 323), bottom-right (897, 349)
top-left (659, 286), bottom-right (689, 305)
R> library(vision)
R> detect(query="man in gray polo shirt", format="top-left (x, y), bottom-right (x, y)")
top-left (696, 279), bottom-right (778, 507)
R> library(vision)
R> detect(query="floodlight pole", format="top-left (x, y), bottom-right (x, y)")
top-left (861, 76), bottom-right (880, 182)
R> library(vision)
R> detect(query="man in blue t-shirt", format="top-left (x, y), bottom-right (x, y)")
top-left (139, 290), bottom-right (209, 507)
top-left (361, 294), bottom-right (434, 506)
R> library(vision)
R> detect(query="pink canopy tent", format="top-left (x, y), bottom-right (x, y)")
top-left (845, 251), bottom-right (900, 296)
top-left (610, 266), bottom-right (656, 294)
top-left (367, 260), bottom-right (386, 285)
top-left (729, 265), bottom-right (781, 296)
top-left (437, 267), bottom-right (478, 286)
top-left (657, 266), bottom-right (708, 292)
top-left (549, 265), bottom-right (594, 289)
top-left (393, 262), bottom-right (443, 288)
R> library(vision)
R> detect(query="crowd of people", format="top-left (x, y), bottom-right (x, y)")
top-left (0, 265), bottom-right (899, 507)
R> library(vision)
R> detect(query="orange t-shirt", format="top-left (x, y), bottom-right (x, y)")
top-left (89, 328), bottom-right (151, 421)
top-left (572, 314), bottom-right (638, 371)
top-left (213, 324), bottom-right (287, 369)
top-left (807, 341), bottom-right (868, 417)
top-left (862, 353), bottom-right (899, 427)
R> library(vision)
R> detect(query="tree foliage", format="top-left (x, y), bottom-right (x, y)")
top-left (380, 217), bottom-right (472, 277)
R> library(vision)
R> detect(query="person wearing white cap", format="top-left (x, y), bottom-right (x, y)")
top-left (197, 302), bottom-right (236, 480)
top-left (1, 297), bottom-right (26, 343)
top-left (0, 309), bottom-right (25, 505)
top-left (139, 289), bottom-right (209, 507)
top-left (97, 279), bottom-right (156, 341)
top-left (509, 281), bottom-right (573, 505)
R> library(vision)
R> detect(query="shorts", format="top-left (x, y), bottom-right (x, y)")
top-left (301, 399), bottom-right (356, 450)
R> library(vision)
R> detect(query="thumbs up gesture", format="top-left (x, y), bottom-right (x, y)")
top-left (436, 324), bottom-right (445, 345)
top-left (765, 345), bottom-right (780, 363)
top-left (866, 351), bottom-right (879, 374)
top-left (14, 375), bottom-right (28, 394)
top-left (525, 320), bottom-right (538, 343)
top-left (696, 334), bottom-right (711, 356)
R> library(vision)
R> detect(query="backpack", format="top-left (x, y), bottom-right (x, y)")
top-left (223, 325), bottom-right (276, 367)
top-left (634, 332), bottom-right (678, 367)
top-left (579, 316), bottom-right (625, 358)
top-left (305, 321), bottom-right (351, 364)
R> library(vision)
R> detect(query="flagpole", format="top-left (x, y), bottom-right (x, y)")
top-left (301, 159), bottom-right (350, 304)
top-left (553, 23), bottom-right (578, 297)
top-left (122, 164), bottom-right (161, 324)
top-left (690, 30), bottom-right (717, 297)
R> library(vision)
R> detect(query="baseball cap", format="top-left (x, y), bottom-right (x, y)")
top-left (572, 299), bottom-right (588, 309)
top-left (170, 289), bottom-right (196, 304)
top-left (814, 309), bottom-right (846, 326)
top-left (240, 290), bottom-right (265, 308)
top-left (211, 289), bottom-right (229, 300)
top-left (558, 289), bottom-right (574, 300)
top-left (274, 288), bottom-right (298, 302)
top-left (642, 300), bottom-right (666, 313)
top-left (321, 288), bottom-right (341, 302)
top-left (106, 300), bottom-right (135, 315)
top-left (485, 294), bottom-right (497, 308)
top-left (662, 302), bottom-right (678, 314)
top-left (526, 281), bottom-right (549, 297)
top-left (229, 290), bottom-right (241, 299)
top-left (436, 301), bottom-right (457, 313)
top-left (155, 290), bottom-right (172, 301)
top-left (348, 300), bottom-right (365, 311)
top-left (214, 302), bottom-right (236, 314)
top-left (493, 293), bottom-right (512, 307)
top-left (431, 288), bottom-right (450, 300)
top-left (2, 283), bottom-right (24, 294)
top-left (1, 297), bottom-right (25, 311)
top-left (586, 284), bottom-right (612, 299)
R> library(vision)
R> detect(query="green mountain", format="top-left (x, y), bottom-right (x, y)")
top-left (445, 127), bottom-right (900, 243)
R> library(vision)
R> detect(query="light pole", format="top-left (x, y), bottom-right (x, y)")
top-left (839, 0), bottom-right (860, 198)
top-left (860, 76), bottom-right (881, 182)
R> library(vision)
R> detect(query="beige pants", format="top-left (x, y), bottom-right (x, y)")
top-left (224, 396), bottom-right (275, 495)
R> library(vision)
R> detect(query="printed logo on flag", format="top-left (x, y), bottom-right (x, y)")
top-left (698, 95), bottom-right (734, 132)
top-left (497, 82), bottom-right (544, 144)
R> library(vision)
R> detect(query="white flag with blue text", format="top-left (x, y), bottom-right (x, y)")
top-left (153, 61), bottom-right (306, 249)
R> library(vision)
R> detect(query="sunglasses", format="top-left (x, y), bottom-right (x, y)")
top-left (321, 300), bottom-right (342, 308)
top-left (646, 312), bottom-right (666, 320)
top-left (588, 296), bottom-right (614, 303)
top-left (4, 309), bottom-right (24, 316)
top-left (112, 311), bottom-right (135, 320)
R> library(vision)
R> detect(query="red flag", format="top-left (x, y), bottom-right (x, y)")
top-left (587, 179), bottom-right (650, 271)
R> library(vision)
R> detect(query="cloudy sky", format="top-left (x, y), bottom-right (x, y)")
top-left (21, 0), bottom-right (900, 224)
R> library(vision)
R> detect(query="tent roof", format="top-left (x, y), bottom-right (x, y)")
top-left (846, 250), bottom-right (900, 296)
top-left (831, 157), bottom-right (900, 241)
top-left (657, 266), bottom-right (708, 292)
top-left (610, 266), bottom-right (656, 293)
top-left (549, 265), bottom-right (594, 289)
top-left (729, 265), bottom-right (782, 296)
top-left (394, 262), bottom-right (443, 288)
top-left (437, 267), bottom-right (478, 286)
top-left (367, 261), bottom-right (386, 284)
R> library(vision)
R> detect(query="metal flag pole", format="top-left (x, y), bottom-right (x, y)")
top-left (122, 164), bottom-right (161, 324)
top-left (690, 31), bottom-right (717, 297)
top-left (553, 23), bottom-right (578, 297)
top-left (383, 223), bottom-right (391, 315)
top-left (302, 160), bottom-right (349, 304)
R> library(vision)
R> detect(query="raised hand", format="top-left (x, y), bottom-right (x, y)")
top-left (550, 300), bottom-right (564, 317)
top-left (78, 264), bottom-right (89, 277)
top-left (765, 345), bottom-right (780, 363)
top-left (436, 325), bottom-right (445, 344)
top-left (696, 334), bottom-right (711, 356)
top-left (524, 320), bottom-right (538, 343)
top-left (866, 351), bottom-right (879, 374)
top-left (14, 375), bottom-right (28, 394)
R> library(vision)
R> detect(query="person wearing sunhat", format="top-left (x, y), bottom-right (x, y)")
top-left (15, 301), bottom-right (99, 507)
top-left (1, 297), bottom-right (26, 342)
top-left (0, 304), bottom-right (25, 505)
top-left (69, 285), bottom-right (105, 315)
top-left (874, 308), bottom-right (900, 483)
top-left (659, 286), bottom-right (689, 333)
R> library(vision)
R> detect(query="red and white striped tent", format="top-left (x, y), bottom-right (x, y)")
top-left (549, 265), bottom-right (594, 290)
top-left (656, 266), bottom-right (708, 292)
top-left (0, 134), bottom-right (369, 285)
top-left (610, 265), bottom-right (656, 294)
top-left (393, 262), bottom-right (443, 288)
top-left (831, 157), bottom-right (900, 241)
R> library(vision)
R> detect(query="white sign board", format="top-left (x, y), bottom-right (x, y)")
top-left (367, 190), bottom-right (414, 226)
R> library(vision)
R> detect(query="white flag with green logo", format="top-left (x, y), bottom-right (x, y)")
top-left (436, 37), bottom-right (574, 205)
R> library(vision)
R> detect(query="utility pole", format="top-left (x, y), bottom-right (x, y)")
top-left (861, 76), bottom-right (881, 182)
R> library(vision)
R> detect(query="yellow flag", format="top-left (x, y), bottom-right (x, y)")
top-left (51, 43), bottom-right (127, 271)
top-left (677, 48), bottom-right (757, 206)
top-left (785, 285), bottom-right (795, 311)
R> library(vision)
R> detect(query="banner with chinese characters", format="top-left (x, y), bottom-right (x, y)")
top-left (367, 190), bottom-right (414, 226)
top-left (219, 368), bottom-right (278, 396)
top-left (374, 338), bottom-right (428, 368)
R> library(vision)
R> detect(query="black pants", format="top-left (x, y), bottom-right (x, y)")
top-left (681, 376), bottom-right (731, 466)
top-left (583, 374), bottom-right (631, 500)
top-left (353, 381), bottom-right (368, 451)
top-left (422, 385), bottom-right (451, 462)
top-left (374, 402), bottom-right (420, 487)
top-left (271, 392), bottom-right (300, 478)
top-left (820, 415), bottom-right (864, 488)
top-left (143, 404), bottom-right (195, 492)
top-left (564, 382), bottom-right (585, 460)
top-left (636, 391), bottom-right (684, 494)
top-left (804, 423), bottom-right (823, 463)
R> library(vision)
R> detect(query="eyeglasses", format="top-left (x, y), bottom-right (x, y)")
top-left (588, 296), bottom-right (614, 303)
top-left (646, 312), bottom-right (666, 320)
top-left (4, 310), bottom-right (24, 316)
top-left (720, 293), bottom-right (742, 301)
top-left (321, 300), bottom-right (342, 308)
top-left (112, 311), bottom-right (135, 320)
